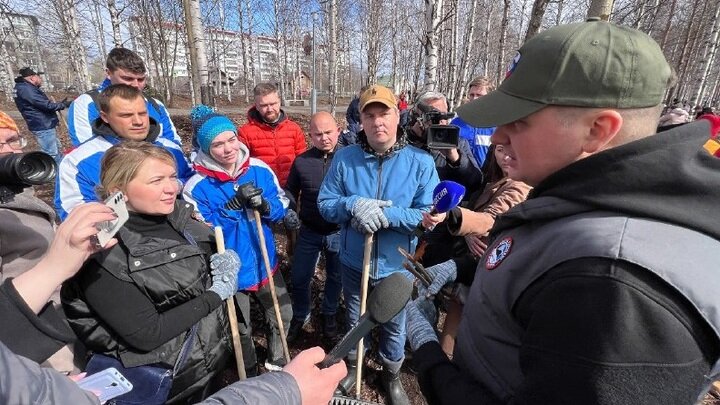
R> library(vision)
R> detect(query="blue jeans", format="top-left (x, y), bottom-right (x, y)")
top-left (290, 226), bottom-right (343, 320)
top-left (31, 128), bottom-right (62, 165)
top-left (342, 264), bottom-right (406, 369)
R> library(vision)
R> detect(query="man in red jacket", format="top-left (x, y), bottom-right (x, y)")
top-left (239, 83), bottom-right (307, 187)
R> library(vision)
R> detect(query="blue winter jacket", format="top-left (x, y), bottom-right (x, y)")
top-left (54, 118), bottom-right (194, 220)
top-left (13, 78), bottom-right (65, 131)
top-left (451, 116), bottom-right (495, 167)
top-left (67, 79), bottom-right (182, 147)
top-left (318, 132), bottom-right (439, 279)
top-left (183, 146), bottom-right (287, 291)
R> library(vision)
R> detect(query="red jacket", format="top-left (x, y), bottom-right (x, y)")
top-left (238, 108), bottom-right (307, 186)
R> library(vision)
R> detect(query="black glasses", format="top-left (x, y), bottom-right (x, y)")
top-left (0, 136), bottom-right (27, 150)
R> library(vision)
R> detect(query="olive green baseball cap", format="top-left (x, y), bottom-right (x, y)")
top-left (457, 19), bottom-right (672, 127)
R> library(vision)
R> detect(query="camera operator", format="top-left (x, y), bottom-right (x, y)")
top-left (0, 110), bottom-right (80, 374)
top-left (407, 92), bottom-right (483, 191)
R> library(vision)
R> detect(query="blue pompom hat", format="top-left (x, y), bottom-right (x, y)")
top-left (190, 104), bottom-right (237, 154)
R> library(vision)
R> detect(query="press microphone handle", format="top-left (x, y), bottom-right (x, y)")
top-left (318, 313), bottom-right (376, 369)
top-left (413, 208), bottom-right (438, 238)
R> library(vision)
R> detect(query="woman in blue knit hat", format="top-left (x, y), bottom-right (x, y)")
top-left (183, 105), bottom-right (293, 375)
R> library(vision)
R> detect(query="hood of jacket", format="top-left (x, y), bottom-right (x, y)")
top-left (493, 121), bottom-right (720, 242)
top-left (14, 77), bottom-right (35, 85)
top-left (247, 106), bottom-right (288, 128)
top-left (91, 116), bottom-right (161, 143)
top-left (191, 142), bottom-right (251, 182)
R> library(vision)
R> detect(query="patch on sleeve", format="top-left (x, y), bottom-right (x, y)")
top-left (486, 237), bottom-right (513, 270)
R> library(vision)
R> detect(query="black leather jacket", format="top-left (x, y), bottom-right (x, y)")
top-left (62, 202), bottom-right (230, 403)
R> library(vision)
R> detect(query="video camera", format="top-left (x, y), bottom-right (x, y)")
top-left (0, 151), bottom-right (57, 203)
top-left (415, 103), bottom-right (460, 150)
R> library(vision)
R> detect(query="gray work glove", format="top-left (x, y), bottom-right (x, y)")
top-left (350, 197), bottom-right (392, 234)
top-left (283, 209), bottom-right (301, 230)
top-left (209, 249), bottom-right (241, 277)
top-left (208, 271), bottom-right (237, 300)
top-left (208, 249), bottom-right (240, 300)
top-left (405, 299), bottom-right (439, 351)
top-left (417, 259), bottom-right (457, 299)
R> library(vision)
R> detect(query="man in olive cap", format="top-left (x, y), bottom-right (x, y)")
top-left (405, 19), bottom-right (720, 404)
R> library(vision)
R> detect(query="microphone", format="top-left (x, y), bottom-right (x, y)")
top-left (413, 180), bottom-right (466, 237)
top-left (318, 273), bottom-right (413, 368)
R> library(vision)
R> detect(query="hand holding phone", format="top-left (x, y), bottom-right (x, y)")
top-left (76, 367), bottom-right (133, 403)
top-left (96, 191), bottom-right (129, 247)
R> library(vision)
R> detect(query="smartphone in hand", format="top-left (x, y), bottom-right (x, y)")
top-left (76, 367), bottom-right (133, 403)
top-left (96, 191), bottom-right (129, 247)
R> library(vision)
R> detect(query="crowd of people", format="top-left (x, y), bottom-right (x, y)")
top-left (2, 18), bottom-right (720, 405)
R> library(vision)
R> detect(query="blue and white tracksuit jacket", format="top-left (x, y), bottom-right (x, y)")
top-left (318, 132), bottom-right (439, 280)
top-left (182, 146), bottom-right (287, 291)
top-left (54, 119), bottom-right (194, 220)
top-left (67, 79), bottom-right (182, 147)
top-left (451, 116), bottom-right (495, 168)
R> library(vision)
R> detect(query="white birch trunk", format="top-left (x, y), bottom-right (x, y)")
top-left (0, 41), bottom-right (14, 101)
top-left (453, 0), bottom-right (479, 108)
top-left (58, 0), bottom-right (91, 91)
top-left (691, 0), bottom-right (720, 107)
top-left (91, 1), bottom-right (107, 57)
top-left (183, 0), bottom-right (211, 104)
top-left (587, 0), bottom-right (614, 21)
top-left (108, 0), bottom-right (123, 48)
top-left (329, 0), bottom-right (338, 115)
top-left (422, 0), bottom-right (443, 92)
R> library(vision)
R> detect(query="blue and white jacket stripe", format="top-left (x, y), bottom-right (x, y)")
top-left (67, 79), bottom-right (182, 147)
top-left (55, 120), bottom-right (194, 220)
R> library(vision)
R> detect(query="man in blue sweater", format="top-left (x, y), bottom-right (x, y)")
top-left (319, 85), bottom-right (439, 405)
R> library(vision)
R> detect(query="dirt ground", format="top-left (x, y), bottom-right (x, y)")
top-left (5, 94), bottom-right (719, 405)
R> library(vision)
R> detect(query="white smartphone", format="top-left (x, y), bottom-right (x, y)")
top-left (96, 191), bottom-right (129, 247)
top-left (76, 367), bottom-right (133, 403)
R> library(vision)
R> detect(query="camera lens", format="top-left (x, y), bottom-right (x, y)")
top-left (0, 151), bottom-right (57, 186)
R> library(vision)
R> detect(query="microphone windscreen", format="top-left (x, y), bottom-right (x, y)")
top-left (367, 273), bottom-right (413, 323)
top-left (432, 180), bottom-right (466, 213)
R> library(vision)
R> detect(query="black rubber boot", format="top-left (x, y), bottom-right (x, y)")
top-left (334, 361), bottom-right (357, 396)
top-left (380, 367), bottom-right (410, 405)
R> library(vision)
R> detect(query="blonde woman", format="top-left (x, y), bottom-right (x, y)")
top-left (61, 141), bottom-right (239, 404)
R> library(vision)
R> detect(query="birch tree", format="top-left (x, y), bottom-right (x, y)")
top-left (525, 0), bottom-right (552, 41)
top-left (587, 0), bottom-right (614, 20)
top-left (422, 0), bottom-right (443, 92)
top-left (108, 0), bottom-right (124, 48)
top-left (54, 0), bottom-right (91, 91)
top-left (182, 0), bottom-right (211, 104)
top-left (327, 0), bottom-right (338, 114)
top-left (690, 0), bottom-right (720, 107)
